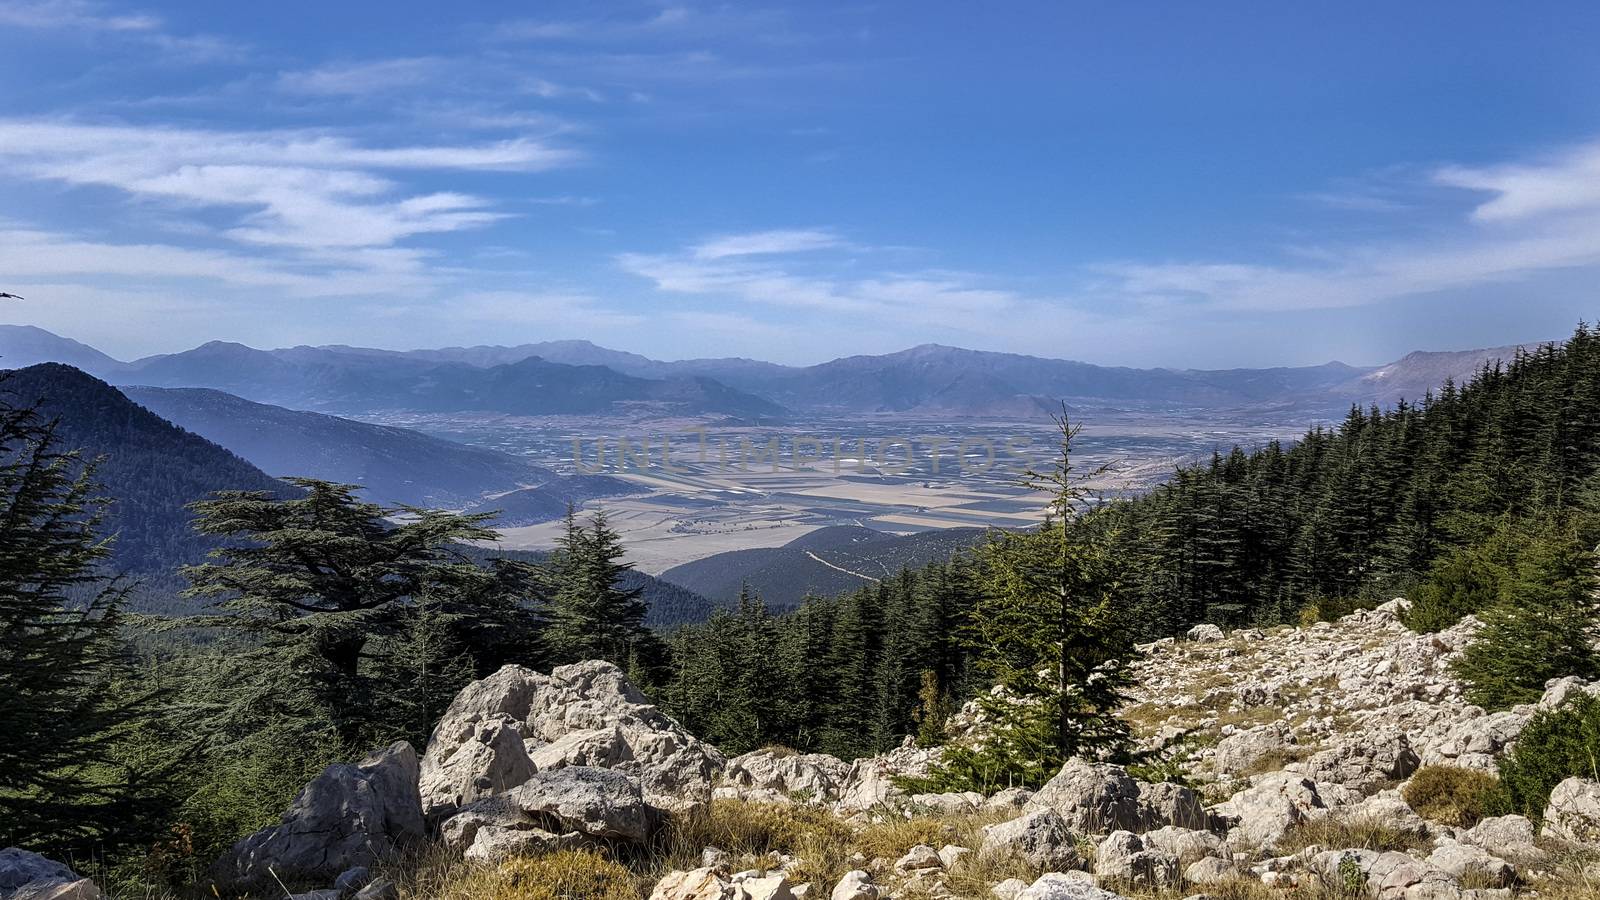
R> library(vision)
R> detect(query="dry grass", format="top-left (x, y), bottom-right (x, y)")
top-left (1274, 815), bottom-right (1431, 856)
top-left (395, 848), bottom-right (635, 900)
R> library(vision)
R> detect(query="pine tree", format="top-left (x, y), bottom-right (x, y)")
top-left (1453, 523), bottom-right (1599, 709)
top-left (922, 411), bottom-right (1136, 791)
top-left (0, 396), bottom-right (157, 850)
top-left (543, 507), bottom-right (659, 676)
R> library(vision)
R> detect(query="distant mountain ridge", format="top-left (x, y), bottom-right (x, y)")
top-left (0, 325), bottom-right (1550, 420)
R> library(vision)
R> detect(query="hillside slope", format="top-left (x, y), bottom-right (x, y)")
top-left (660, 524), bottom-right (987, 607)
top-left (122, 386), bottom-right (548, 507)
top-left (0, 364), bottom-right (290, 581)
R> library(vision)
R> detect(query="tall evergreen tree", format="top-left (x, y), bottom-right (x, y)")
top-left (0, 396), bottom-right (156, 850)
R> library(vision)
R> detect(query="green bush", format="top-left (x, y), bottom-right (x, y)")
top-left (1400, 765), bottom-right (1500, 827)
top-left (1405, 546), bottom-right (1503, 633)
top-left (1494, 693), bottom-right (1600, 821)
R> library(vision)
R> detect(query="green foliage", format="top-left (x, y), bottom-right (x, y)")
top-left (0, 390), bottom-right (164, 852)
top-left (1095, 325), bottom-right (1600, 639)
top-left (1401, 765), bottom-right (1501, 828)
top-left (544, 507), bottom-right (662, 680)
top-left (918, 414), bottom-right (1136, 792)
top-left (1453, 521), bottom-right (1599, 709)
top-left (1493, 693), bottom-right (1600, 822)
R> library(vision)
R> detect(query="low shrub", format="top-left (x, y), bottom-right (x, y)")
top-left (1494, 693), bottom-right (1600, 821)
top-left (1401, 765), bottom-right (1500, 827)
top-left (1275, 815), bottom-right (1431, 855)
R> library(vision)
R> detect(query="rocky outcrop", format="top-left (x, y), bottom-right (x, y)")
top-left (835, 738), bottom-right (938, 811)
top-left (1212, 771), bottom-right (1326, 849)
top-left (441, 766), bottom-right (655, 860)
top-left (210, 742), bottom-right (425, 890)
top-left (421, 661), bottom-right (724, 819)
top-left (1091, 831), bottom-right (1177, 889)
top-left (715, 749), bottom-right (851, 805)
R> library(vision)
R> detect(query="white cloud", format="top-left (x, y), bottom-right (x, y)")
top-left (690, 229), bottom-right (842, 260)
top-left (0, 0), bottom-right (156, 32)
top-left (0, 119), bottom-right (579, 253)
top-left (277, 57), bottom-right (444, 95)
top-left (1436, 141), bottom-right (1600, 223)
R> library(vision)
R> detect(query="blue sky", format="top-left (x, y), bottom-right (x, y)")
top-left (1, 1), bottom-right (1599, 367)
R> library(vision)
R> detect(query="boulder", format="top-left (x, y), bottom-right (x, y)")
top-left (910, 792), bottom-right (984, 816)
top-left (1462, 815), bottom-right (1541, 860)
top-left (1299, 731), bottom-right (1419, 793)
top-left (835, 739), bottom-right (938, 811)
top-left (651, 868), bottom-right (734, 900)
top-left (1427, 841), bottom-right (1516, 888)
top-left (1212, 724), bottom-right (1294, 777)
top-left (1537, 676), bottom-right (1600, 711)
top-left (938, 845), bottom-right (972, 869)
top-left (1135, 781), bottom-right (1210, 831)
top-left (1183, 856), bottom-right (1235, 886)
top-left (1541, 776), bottom-right (1600, 847)
top-left (1092, 831), bottom-right (1177, 889)
top-left (828, 870), bottom-right (879, 900)
top-left (421, 661), bottom-right (724, 817)
top-left (0, 850), bottom-right (79, 899)
top-left (442, 765), bottom-right (655, 858)
top-left (893, 845), bottom-right (943, 873)
top-left (731, 874), bottom-right (795, 900)
top-left (990, 878), bottom-right (1029, 900)
top-left (716, 749), bottom-right (850, 805)
top-left (1371, 854), bottom-right (1457, 899)
top-left (980, 808), bottom-right (1083, 871)
top-left (1140, 826), bottom-right (1223, 863)
top-left (1014, 873), bottom-right (1127, 900)
top-left (1212, 771), bottom-right (1326, 849)
top-left (1026, 759), bottom-right (1145, 833)
top-left (210, 742), bottom-right (425, 889)
top-left (984, 787), bottom-right (1035, 812)
top-left (1186, 624), bottom-right (1225, 642)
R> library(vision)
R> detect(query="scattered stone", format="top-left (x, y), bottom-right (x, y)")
top-left (937, 845), bottom-right (971, 869)
top-left (1183, 856), bottom-right (1235, 886)
top-left (334, 866), bottom-right (371, 898)
top-left (1463, 815), bottom-right (1541, 860)
top-left (717, 749), bottom-right (850, 805)
top-left (1026, 759), bottom-right (1145, 833)
top-left (651, 868), bottom-right (733, 900)
top-left (1015, 872), bottom-right (1127, 900)
top-left (990, 878), bottom-right (1029, 900)
top-left (1428, 841), bottom-right (1516, 888)
top-left (829, 870), bottom-right (879, 900)
top-left (353, 878), bottom-right (398, 900)
top-left (1212, 771), bottom-right (1326, 849)
top-left (894, 844), bottom-right (943, 873)
top-left (1092, 831), bottom-right (1177, 889)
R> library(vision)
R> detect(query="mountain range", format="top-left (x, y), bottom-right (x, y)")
top-left (0, 324), bottom-right (1543, 420)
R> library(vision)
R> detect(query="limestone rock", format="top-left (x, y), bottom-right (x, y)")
top-left (1140, 826), bottom-right (1223, 863)
top-left (1026, 759), bottom-right (1145, 833)
top-left (651, 868), bottom-right (734, 900)
top-left (1014, 873), bottom-right (1128, 900)
top-left (828, 870), bottom-right (879, 900)
top-left (1212, 771), bottom-right (1326, 850)
top-left (1187, 624), bottom-right (1225, 642)
top-left (1183, 856), bottom-right (1235, 886)
top-left (835, 738), bottom-right (938, 811)
top-left (1462, 815), bottom-right (1541, 860)
top-left (1427, 841), bottom-right (1516, 888)
top-left (421, 661), bottom-right (724, 818)
top-left (210, 742), bottom-right (425, 889)
top-left (716, 749), bottom-right (850, 805)
top-left (1092, 831), bottom-right (1177, 889)
top-left (1135, 781), bottom-right (1211, 831)
top-left (980, 808), bottom-right (1082, 871)
top-left (1541, 777), bottom-right (1600, 847)
top-left (894, 844), bottom-right (943, 873)
top-left (1299, 731), bottom-right (1419, 793)
top-left (0, 850), bottom-right (78, 899)
top-left (1212, 725), bottom-right (1294, 778)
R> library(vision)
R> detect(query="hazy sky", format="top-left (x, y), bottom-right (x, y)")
top-left (1, 1), bottom-right (1599, 367)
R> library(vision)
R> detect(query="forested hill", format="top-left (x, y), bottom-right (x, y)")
top-left (1098, 323), bottom-right (1600, 636)
top-left (0, 364), bottom-right (291, 580)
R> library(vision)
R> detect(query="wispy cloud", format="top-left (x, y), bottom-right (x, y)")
top-left (690, 229), bottom-right (842, 260)
top-left (0, 0), bottom-right (244, 61)
top-left (277, 57), bottom-right (445, 96)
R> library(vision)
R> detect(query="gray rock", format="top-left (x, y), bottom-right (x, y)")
top-left (651, 868), bottom-right (734, 900)
top-left (354, 878), bottom-right (398, 900)
top-left (1026, 759), bottom-right (1145, 833)
top-left (1212, 771), bottom-right (1326, 850)
top-left (990, 878), bottom-right (1029, 900)
top-left (829, 870), bottom-right (879, 900)
top-left (1212, 724), bottom-right (1294, 777)
top-left (1187, 624), bottom-right (1225, 642)
top-left (980, 808), bottom-right (1082, 871)
top-left (1427, 841), bottom-right (1516, 888)
top-left (1092, 831), bottom-right (1177, 889)
top-left (716, 749), bottom-right (850, 805)
top-left (1183, 856), bottom-right (1235, 886)
top-left (1300, 731), bottom-right (1419, 793)
top-left (1542, 777), bottom-right (1600, 847)
top-left (1462, 815), bottom-right (1541, 860)
top-left (10, 880), bottom-right (99, 900)
top-left (0, 849), bottom-right (78, 899)
top-left (1015, 873), bottom-right (1128, 900)
top-left (210, 742), bottom-right (425, 890)
top-left (984, 787), bottom-right (1035, 812)
top-left (509, 765), bottom-right (655, 841)
top-left (1140, 826), bottom-right (1223, 863)
top-left (334, 866), bottom-right (371, 897)
top-left (1135, 781), bottom-right (1211, 831)
top-left (422, 661), bottom-right (725, 818)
